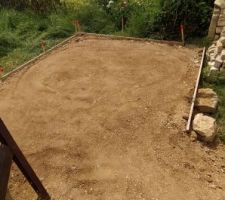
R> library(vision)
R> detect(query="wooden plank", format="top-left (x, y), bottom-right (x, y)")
top-left (186, 47), bottom-right (206, 132)
top-left (82, 32), bottom-right (183, 46)
top-left (0, 144), bottom-right (13, 200)
top-left (0, 119), bottom-right (50, 200)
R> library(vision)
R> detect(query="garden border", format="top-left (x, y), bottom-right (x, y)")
top-left (0, 32), bottom-right (183, 81)
top-left (81, 32), bottom-right (183, 46)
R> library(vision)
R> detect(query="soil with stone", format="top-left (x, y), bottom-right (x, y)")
top-left (1, 35), bottom-right (225, 200)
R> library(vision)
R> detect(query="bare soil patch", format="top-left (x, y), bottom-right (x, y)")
top-left (1, 36), bottom-right (225, 200)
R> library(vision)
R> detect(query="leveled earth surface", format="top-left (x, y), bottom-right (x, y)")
top-left (1, 35), bottom-right (225, 200)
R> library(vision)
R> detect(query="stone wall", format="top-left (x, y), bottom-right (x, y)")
top-left (207, 0), bottom-right (225, 71)
top-left (208, 0), bottom-right (225, 40)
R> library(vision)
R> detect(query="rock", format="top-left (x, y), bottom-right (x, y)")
top-left (218, 19), bottom-right (225, 26)
top-left (209, 67), bottom-right (219, 76)
top-left (219, 36), bottom-right (225, 46)
top-left (208, 61), bottom-right (215, 67)
top-left (215, 0), bottom-right (225, 9)
top-left (214, 34), bottom-right (220, 40)
top-left (195, 88), bottom-right (218, 114)
top-left (208, 11), bottom-right (220, 39)
top-left (216, 26), bottom-right (223, 34)
top-left (210, 66), bottom-right (219, 71)
top-left (190, 131), bottom-right (198, 142)
top-left (208, 48), bottom-right (215, 54)
top-left (216, 41), bottom-right (223, 53)
top-left (208, 47), bottom-right (215, 55)
top-left (221, 49), bottom-right (225, 60)
top-left (209, 53), bottom-right (216, 61)
top-left (182, 115), bottom-right (189, 121)
top-left (216, 40), bottom-right (223, 47)
top-left (221, 26), bottom-right (225, 36)
top-left (209, 44), bottom-right (216, 49)
top-left (220, 65), bottom-right (225, 73)
top-left (193, 114), bottom-right (217, 142)
top-left (214, 55), bottom-right (223, 68)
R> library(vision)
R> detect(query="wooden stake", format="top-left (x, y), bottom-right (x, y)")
top-left (0, 144), bottom-right (13, 200)
top-left (73, 20), bottom-right (77, 32)
top-left (0, 66), bottom-right (4, 77)
top-left (40, 40), bottom-right (46, 52)
top-left (180, 24), bottom-right (185, 46)
top-left (73, 20), bottom-right (81, 33)
top-left (122, 16), bottom-right (124, 32)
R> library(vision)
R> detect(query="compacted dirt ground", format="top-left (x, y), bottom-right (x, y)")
top-left (1, 35), bottom-right (225, 200)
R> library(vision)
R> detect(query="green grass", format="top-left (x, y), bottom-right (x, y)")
top-left (0, 1), bottom-right (212, 75)
top-left (186, 37), bottom-right (213, 48)
top-left (0, 9), bottom-right (76, 74)
top-left (202, 66), bottom-right (225, 144)
top-left (0, 3), bottom-right (117, 74)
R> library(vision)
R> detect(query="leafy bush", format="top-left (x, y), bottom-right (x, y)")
top-left (0, 0), bottom-right (61, 12)
top-left (76, 2), bottom-right (116, 33)
top-left (156, 0), bottom-right (214, 39)
top-left (126, 1), bottom-right (161, 38)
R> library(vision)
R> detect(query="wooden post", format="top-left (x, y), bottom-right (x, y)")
top-left (0, 144), bottom-right (13, 200)
top-left (77, 20), bottom-right (81, 32)
top-left (40, 41), bottom-right (46, 52)
top-left (180, 24), bottom-right (185, 46)
top-left (73, 20), bottom-right (77, 32)
top-left (0, 119), bottom-right (50, 200)
top-left (0, 66), bottom-right (4, 77)
top-left (121, 16), bottom-right (124, 32)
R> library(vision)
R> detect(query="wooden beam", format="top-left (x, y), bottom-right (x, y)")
top-left (186, 47), bottom-right (206, 132)
top-left (0, 119), bottom-right (50, 200)
top-left (0, 144), bottom-right (13, 200)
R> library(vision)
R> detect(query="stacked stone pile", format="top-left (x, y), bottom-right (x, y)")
top-left (207, 36), bottom-right (225, 71)
top-left (207, 0), bottom-right (225, 71)
top-left (208, 0), bottom-right (225, 40)
top-left (194, 0), bottom-right (222, 142)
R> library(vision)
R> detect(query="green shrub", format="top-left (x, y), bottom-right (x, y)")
top-left (202, 65), bottom-right (225, 144)
top-left (156, 0), bottom-right (214, 39)
top-left (76, 2), bottom-right (116, 33)
top-left (126, 1), bottom-right (161, 38)
top-left (0, 33), bottom-right (19, 57)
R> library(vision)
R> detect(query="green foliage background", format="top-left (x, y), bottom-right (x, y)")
top-left (0, 0), bottom-right (214, 72)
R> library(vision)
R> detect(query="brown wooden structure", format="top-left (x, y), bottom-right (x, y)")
top-left (0, 118), bottom-right (50, 200)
